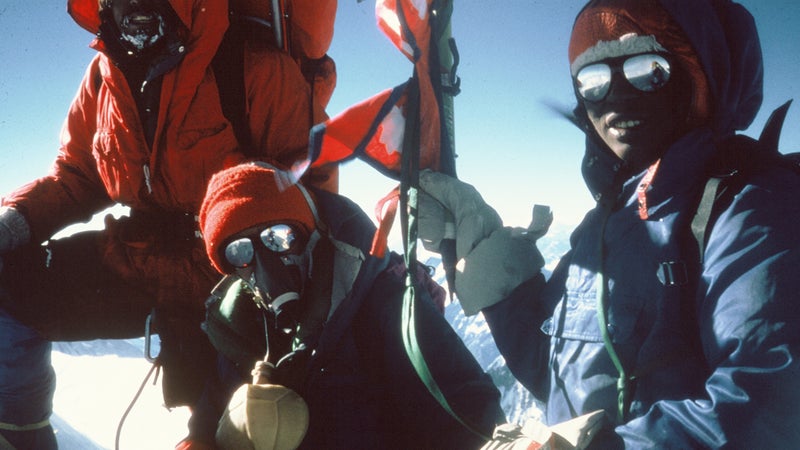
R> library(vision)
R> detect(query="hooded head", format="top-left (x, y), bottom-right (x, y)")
top-left (570, 0), bottom-right (763, 141)
top-left (67, 0), bottom-right (228, 71)
top-left (568, 0), bottom-right (705, 173)
top-left (69, 0), bottom-right (200, 36)
top-left (570, 0), bottom-right (764, 199)
top-left (93, 0), bottom-right (181, 56)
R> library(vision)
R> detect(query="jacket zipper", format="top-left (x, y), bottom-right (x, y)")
top-left (143, 164), bottom-right (153, 194)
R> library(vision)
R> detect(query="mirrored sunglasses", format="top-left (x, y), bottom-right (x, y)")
top-left (575, 53), bottom-right (671, 102)
top-left (224, 224), bottom-right (298, 269)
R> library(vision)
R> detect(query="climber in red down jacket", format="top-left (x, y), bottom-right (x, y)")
top-left (0, 0), bottom-right (335, 448)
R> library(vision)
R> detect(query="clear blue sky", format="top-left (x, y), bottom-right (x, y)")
top-left (1, 1), bottom-right (799, 231)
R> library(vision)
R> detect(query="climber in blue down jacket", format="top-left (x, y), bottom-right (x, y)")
top-left (417, 0), bottom-right (800, 448)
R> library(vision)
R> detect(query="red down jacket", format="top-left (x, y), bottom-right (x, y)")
top-left (1, 0), bottom-right (336, 309)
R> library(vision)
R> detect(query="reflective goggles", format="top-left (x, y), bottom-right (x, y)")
top-left (224, 224), bottom-right (299, 269)
top-left (574, 53), bottom-right (671, 102)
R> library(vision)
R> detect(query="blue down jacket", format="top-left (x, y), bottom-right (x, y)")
top-left (484, 1), bottom-right (800, 448)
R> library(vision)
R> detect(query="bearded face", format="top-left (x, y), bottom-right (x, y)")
top-left (107, 0), bottom-right (168, 52)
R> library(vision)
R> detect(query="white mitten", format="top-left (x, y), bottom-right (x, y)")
top-left (417, 170), bottom-right (502, 256)
top-left (0, 207), bottom-right (31, 272)
top-left (216, 383), bottom-right (309, 450)
top-left (418, 170), bottom-right (551, 315)
top-left (482, 410), bottom-right (607, 450)
top-left (455, 226), bottom-right (545, 315)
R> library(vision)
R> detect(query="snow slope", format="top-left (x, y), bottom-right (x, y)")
top-left (51, 314), bottom-right (536, 450)
top-left (52, 339), bottom-right (190, 450)
top-left (51, 311), bottom-right (533, 450)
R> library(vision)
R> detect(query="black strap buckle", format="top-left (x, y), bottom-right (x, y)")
top-left (657, 260), bottom-right (688, 286)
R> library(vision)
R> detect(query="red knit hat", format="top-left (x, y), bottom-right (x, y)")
top-left (200, 163), bottom-right (318, 274)
top-left (569, 0), bottom-right (711, 129)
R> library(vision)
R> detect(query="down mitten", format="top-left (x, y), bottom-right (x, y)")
top-left (216, 382), bottom-right (309, 450)
top-left (418, 170), bottom-right (551, 315)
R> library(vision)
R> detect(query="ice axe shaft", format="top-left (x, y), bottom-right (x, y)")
top-left (439, 238), bottom-right (457, 300)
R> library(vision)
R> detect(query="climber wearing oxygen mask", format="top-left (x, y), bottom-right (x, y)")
top-left (179, 162), bottom-right (504, 449)
top-left (224, 221), bottom-right (318, 343)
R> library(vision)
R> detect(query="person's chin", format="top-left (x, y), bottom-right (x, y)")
top-left (608, 142), bottom-right (654, 171)
top-left (606, 137), bottom-right (633, 160)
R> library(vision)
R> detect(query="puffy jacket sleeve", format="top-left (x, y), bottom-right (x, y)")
top-left (482, 272), bottom-right (552, 400)
top-left (244, 46), bottom-right (338, 193)
top-left (2, 57), bottom-right (113, 242)
top-left (358, 262), bottom-right (506, 449)
top-left (612, 169), bottom-right (800, 448)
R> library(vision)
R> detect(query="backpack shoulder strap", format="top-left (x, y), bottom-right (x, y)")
top-left (690, 100), bottom-right (796, 262)
top-left (212, 21), bottom-right (254, 155)
top-left (690, 176), bottom-right (724, 263)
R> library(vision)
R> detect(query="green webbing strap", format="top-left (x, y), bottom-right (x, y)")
top-left (0, 432), bottom-right (15, 449)
top-left (393, 0), bottom-right (485, 441)
top-left (594, 206), bottom-right (632, 423)
top-left (690, 177), bottom-right (723, 264)
top-left (0, 419), bottom-right (51, 432)
top-left (398, 74), bottom-right (489, 440)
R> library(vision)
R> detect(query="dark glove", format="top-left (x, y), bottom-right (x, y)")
top-left (0, 207), bottom-right (31, 272)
